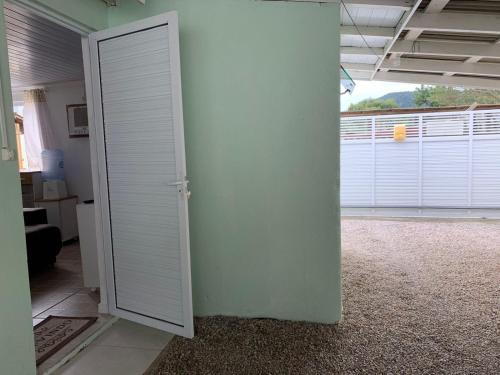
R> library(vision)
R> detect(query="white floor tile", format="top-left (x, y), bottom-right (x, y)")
top-left (92, 319), bottom-right (173, 350)
top-left (53, 345), bottom-right (162, 375)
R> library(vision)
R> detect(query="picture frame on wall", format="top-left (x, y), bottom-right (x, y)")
top-left (67, 104), bottom-right (89, 138)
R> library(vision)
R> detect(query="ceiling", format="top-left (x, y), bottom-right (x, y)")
top-left (3, 1), bottom-right (84, 88)
top-left (338, 0), bottom-right (500, 89)
top-left (4, 0), bottom-right (500, 89)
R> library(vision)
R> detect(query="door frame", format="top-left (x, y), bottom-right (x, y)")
top-left (86, 12), bottom-right (194, 337)
top-left (3, 0), bottom-right (194, 340)
top-left (1, 0), bottom-right (100, 372)
top-left (5, 0), bottom-right (111, 316)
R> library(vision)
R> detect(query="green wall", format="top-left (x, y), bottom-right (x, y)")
top-left (0, 1), bottom-right (36, 373)
top-left (108, 0), bottom-right (342, 323)
top-left (0, 1), bottom-right (107, 374)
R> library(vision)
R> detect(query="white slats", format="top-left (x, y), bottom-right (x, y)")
top-left (375, 142), bottom-right (419, 206)
top-left (422, 113), bottom-right (469, 137)
top-left (472, 139), bottom-right (500, 207)
top-left (341, 143), bottom-right (372, 206)
top-left (422, 141), bottom-right (469, 207)
top-left (98, 25), bottom-right (184, 325)
top-left (341, 117), bottom-right (372, 140)
top-left (375, 115), bottom-right (419, 139)
top-left (341, 109), bottom-right (500, 208)
top-left (474, 111), bottom-right (500, 135)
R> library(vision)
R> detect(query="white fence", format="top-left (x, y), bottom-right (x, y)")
top-left (341, 109), bottom-right (500, 208)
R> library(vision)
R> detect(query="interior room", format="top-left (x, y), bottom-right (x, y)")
top-left (4, 1), bottom-right (102, 366)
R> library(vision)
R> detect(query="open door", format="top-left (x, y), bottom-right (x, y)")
top-left (87, 12), bottom-right (193, 338)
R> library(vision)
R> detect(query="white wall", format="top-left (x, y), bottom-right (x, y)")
top-left (46, 81), bottom-right (93, 202)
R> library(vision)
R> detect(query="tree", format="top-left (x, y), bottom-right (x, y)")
top-left (348, 98), bottom-right (400, 111)
top-left (415, 85), bottom-right (500, 108)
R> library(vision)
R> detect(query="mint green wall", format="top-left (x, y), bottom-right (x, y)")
top-left (0, 2), bottom-right (36, 373)
top-left (108, 0), bottom-right (342, 323)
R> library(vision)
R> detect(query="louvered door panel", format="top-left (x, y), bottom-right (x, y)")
top-left (89, 12), bottom-right (193, 337)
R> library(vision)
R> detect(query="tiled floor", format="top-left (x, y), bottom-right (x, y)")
top-left (32, 242), bottom-right (173, 374)
top-left (31, 241), bottom-right (99, 325)
top-left (53, 319), bottom-right (173, 375)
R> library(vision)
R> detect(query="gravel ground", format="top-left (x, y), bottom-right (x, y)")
top-left (146, 219), bottom-right (500, 375)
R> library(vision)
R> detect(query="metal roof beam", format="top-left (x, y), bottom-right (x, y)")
top-left (407, 12), bottom-right (500, 35)
top-left (391, 40), bottom-right (500, 59)
top-left (342, 63), bottom-right (377, 71)
top-left (263, 0), bottom-right (412, 8)
top-left (341, 26), bottom-right (395, 38)
top-left (341, 0), bottom-right (413, 10)
top-left (372, 71), bottom-right (500, 89)
top-left (424, 0), bottom-right (450, 13)
top-left (403, 0), bottom-right (450, 40)
top-left (370, 0), bottom-right (423, 79)
top-left (381, 58), bottom-right (500, 77)
top-left (347, 70), bottom-right (373, 80)
top-left (341, 46), bottom-right (385, 55)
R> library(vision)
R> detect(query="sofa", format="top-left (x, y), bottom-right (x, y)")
top-left (23, 208), bottom-right (62, 271)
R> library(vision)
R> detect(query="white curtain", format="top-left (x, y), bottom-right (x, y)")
top-left (23, 89), bottom-right (57, 170)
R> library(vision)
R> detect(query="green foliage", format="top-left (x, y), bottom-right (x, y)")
top-left (414, 85), bottom-right (500, 108)
top-left (348, 98), bottom-right (400, 111)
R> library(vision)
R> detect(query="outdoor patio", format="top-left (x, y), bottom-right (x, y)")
top-left (145, 219), bottom-right (500, 374)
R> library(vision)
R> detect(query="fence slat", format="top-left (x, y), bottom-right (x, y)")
top-left (341, 109), bottom-right (500, 208)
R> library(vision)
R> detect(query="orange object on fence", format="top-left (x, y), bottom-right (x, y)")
top-left (394, 124), bottom-right (406, 141)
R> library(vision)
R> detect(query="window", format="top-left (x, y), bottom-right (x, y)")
top-left (14, 110), bottom-right (28, 170)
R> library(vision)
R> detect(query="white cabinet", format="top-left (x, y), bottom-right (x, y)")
top-left (35, 196), bottom-right (78, 242)
top-left (76, 203), bottom-right (100, 288)
top-left (20, 171), bottom-right (43, 207)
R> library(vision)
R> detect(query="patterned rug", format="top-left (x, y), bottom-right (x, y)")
top-left (34, 316), bottom-right (97, 366)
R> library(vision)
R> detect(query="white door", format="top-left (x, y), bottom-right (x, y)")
top-left (87, 12), bottom-right (193, 338)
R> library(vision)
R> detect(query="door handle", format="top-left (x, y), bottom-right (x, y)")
top-left (167, 179), bottom-right (189, 186)
top-left (167, 179), bottom-right (191, 199)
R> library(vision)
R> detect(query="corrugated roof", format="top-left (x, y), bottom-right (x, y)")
top-left (342, 0), bottom-right (500, 89)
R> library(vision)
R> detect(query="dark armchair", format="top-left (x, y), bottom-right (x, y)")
top-left (23, 208), bottom-right (62, 271)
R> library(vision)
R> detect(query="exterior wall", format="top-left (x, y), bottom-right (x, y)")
top-left (0, 2), bottom-right (36, 374)
top-left (108, 0), bottom-right (342, 323)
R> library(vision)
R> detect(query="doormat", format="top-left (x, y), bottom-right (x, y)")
top-left (34, 315), bottom-right (97, 366)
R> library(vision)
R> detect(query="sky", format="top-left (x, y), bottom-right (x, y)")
top-left (341, 80), bottom-right (420, 111)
